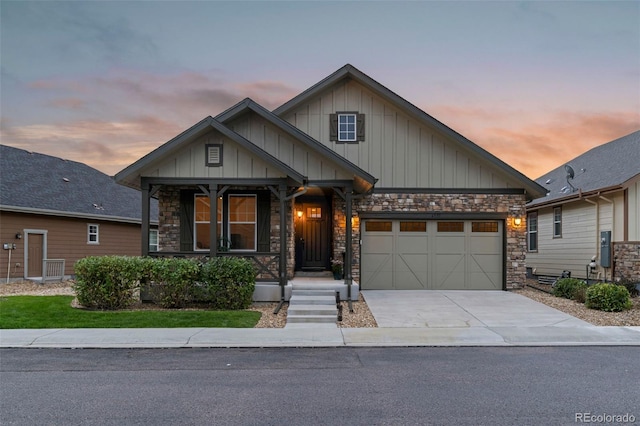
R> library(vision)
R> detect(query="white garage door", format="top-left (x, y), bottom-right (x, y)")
top-left (361, 220), bottom-right (503, 290)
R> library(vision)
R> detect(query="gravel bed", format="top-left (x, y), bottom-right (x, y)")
top-left (2, 280), bottom-right (637, 327)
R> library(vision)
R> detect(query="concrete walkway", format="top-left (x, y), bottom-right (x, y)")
top-left (2, 290), bottom-right (639, 348)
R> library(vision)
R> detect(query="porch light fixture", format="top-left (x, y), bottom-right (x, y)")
top-left (513, 217), bottom-right (522, 227)
top-left (15, 232), bottom-right (22, 240)
top-left (296, 210), bottom-right (303, 219)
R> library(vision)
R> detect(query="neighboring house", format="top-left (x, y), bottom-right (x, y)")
top-left (526, 130), bottom-right (640, 282)
top-left (0, 145), bottom-right (158, 282)
top-left (116, 64), bottom-right (546, 301)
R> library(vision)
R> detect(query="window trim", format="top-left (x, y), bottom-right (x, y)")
top-left (87, 224), bottom-right (99, 245)
top-left (337, 113), bottom-right (357, 142)
top-left (553, 206), bottom-right (562, 238)
top-left (527, 212), bottom-right (538, 252)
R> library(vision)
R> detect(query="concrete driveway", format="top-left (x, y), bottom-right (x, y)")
top-left (360, 290), bottom-right (593, 328)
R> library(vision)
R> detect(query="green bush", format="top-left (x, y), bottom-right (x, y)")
top-left (148, 258), bottom-right (201, 308)
top-left (74, 256), bottom-right (142, 310)
top-left (552, 278), bottom-right (588, 301)
top-left (586, 283), bottom-right (632, 312)
top-left (198, 257), bottom-right (256, 309)
top-left (615, 277), bottom-right (639, 297)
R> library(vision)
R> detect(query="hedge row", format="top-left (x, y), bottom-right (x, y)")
top-left (74, 256), bottom-right (256, 310)
top-left (553, 278), bottom-right (633, 312)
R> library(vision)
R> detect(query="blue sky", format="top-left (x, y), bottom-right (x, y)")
top-left (1, 1), bottom-right (638, 178)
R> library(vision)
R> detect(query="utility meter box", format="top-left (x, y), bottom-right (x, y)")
top-left (600, 231), bottom-right (612, 268)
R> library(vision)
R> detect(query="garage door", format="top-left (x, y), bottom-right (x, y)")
top-left (361, 220), bottom-right (503, 290)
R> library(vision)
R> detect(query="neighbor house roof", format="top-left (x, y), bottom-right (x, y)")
top-left (274, 64), bottom-right (546, 200)
top-left (0, 145), bottom-right (158, 223)
top-left (528, 130), bottom-right (640, 208)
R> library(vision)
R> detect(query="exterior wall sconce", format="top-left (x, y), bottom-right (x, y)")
top-left (15, 232), bottom-right (22, 239)
top-left (296, 210), bottom-right (303, 219)
top-left (351, 216), bottom-right (360, 228)
top-left (513, 217), bottom-right (522, 228)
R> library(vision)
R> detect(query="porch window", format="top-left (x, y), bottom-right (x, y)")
top-left (528, 212), bottom-right (538, 251)
top-left (194, 194), bottom-right (256, 251)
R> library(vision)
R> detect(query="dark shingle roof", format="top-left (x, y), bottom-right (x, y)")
top-left (528, 130), bottom-right (640, 207)
top-left (0, 145), bottom-right (157, 222)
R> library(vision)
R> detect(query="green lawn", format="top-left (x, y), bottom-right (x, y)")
top-left (0, 296), bottom-right (261, 329)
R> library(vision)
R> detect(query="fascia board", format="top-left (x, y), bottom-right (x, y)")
top-left (0, 205), bottom-right (159, 225)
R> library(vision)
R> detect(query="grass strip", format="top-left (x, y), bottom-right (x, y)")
top-left (0, 296), bottom-right (261, 329)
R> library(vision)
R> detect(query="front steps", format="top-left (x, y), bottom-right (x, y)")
top-left (285, 288), bottom-right (338, 328)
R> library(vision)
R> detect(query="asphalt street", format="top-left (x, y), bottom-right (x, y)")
top-left (1, 347), bottom-right (638, 425)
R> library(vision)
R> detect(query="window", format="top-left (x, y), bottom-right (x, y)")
top-left (472, 222), bottom-right (498, 232)
top-left (228, 195), bottom-right (257, 251)
top-left (528, 212), bottom-right (538, 251)
top-left (307, 207), bottom-right (322, 219)
top-left (149, 230), bottom-right (159, 252)
top-left (330, 112), bottom-right (365, 142)
top-left (205, 144), bottom-right (223, 166)
top-left (87, 224), bottom-right (99, 244)
top-left (400, 221), bottom-right (426, 232)
top-left (194, 195), bottom-right (222, 251)
top-left (553, 207), bottom-right (562, 238)
top-left (365, 221), bottom-right (392, 232)
top-left (437, 222), bottom-right (464, 232)
top-left (338, 113), bottom-right (356, 142)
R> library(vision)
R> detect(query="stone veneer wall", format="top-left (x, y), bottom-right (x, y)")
top-left (157, 186), bottom-right (294, 280)
top-left (332, 192), bottom-right (528, 289)
top-left (613, 242), bottom-right (640, 282)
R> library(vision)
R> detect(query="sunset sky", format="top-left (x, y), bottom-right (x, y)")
top-left (1, 1), bottom-right (638, 180)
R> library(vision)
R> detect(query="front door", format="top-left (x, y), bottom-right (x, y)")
top-left (296, 201), bottom-right (329, 270)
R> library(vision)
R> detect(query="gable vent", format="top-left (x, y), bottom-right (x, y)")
top-left (206, 144), bottom-right (223, 167)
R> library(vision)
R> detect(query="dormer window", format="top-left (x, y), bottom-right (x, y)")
top-left (330, 112), bottom-right (365, 143)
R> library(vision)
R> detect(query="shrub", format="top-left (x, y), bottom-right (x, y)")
top-left (148, 258), bottom-right (201, 308)
top-left (615, 277), bottom-right (639, 297)
top-left (198, 257), bottom-right (256, 309)
top-left (552, 278), bottom-right (588, 301)
top-left (586, 283), bottom-right (633, 312)
top-left (74, 256), bottom-right (142, 310)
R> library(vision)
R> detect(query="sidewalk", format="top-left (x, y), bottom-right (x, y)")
top-left (2, 326), bottom-right (640, 348)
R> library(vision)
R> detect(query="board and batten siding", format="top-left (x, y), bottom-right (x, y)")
top-left (526, 192), bottom-right (625, 279)
top-left (227, 112), bottom-right (354, 181)
top-left (140, 131), bottom-right (288, 180)
top-left (281, 79), bottom-right (515, 189)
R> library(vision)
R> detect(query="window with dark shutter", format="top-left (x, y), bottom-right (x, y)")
top-left (205, 144), bottom-right (223, 166)
top-left (330, 112), bottom-right (365, 143)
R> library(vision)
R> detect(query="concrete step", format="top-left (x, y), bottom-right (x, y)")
top-left (288, 304), bottom-right (337, 316)
top-left (291, 289), bottom-right (338, 297)
top-left (284, 322), bottom-right (337, 329)
top-left (289, 295), bottom-right (336, 305)
top-left (286, 314), bottom-right (337, 324)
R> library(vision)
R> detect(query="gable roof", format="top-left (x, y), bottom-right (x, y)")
top-left (216, 98), bottom-right (376, 191)
top-left (528, 130), bottom-right (640, 208)
top-left (115, 115), bottom-right (306, 190)
top-left (0, 145), bottom-right (158, 223)
top-left (274, 64), bottom-right (546, 200)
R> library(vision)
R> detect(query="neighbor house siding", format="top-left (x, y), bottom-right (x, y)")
top-left (281, 79), bottom-right (515, 189)
top-left (628, 181), bottom-right (640, 240)
top-left (0, 211), bottom-right (143, 280)
top-left (140, 131), bottom-right (287, 180)
top-left (526, 191), bottom-right (627, 279)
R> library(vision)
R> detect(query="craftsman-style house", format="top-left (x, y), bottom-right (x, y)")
top-left (115, 65), bottom-right (546, 301)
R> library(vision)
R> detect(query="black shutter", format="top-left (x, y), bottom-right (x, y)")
top-left (257, 191), bottom-right (271, 252)
top-left (180, 190), bottom-right (195, 251)
top-left (329, 113), bottom-right (338, 141)
top-left (357, 113), bottom-right (365, 141)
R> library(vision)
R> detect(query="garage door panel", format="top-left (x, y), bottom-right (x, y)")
top-left (361, 219), bottom-right (503, 290)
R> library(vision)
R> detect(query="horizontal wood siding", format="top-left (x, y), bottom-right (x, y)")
top-left (142, 130), bottom-right (285, 180)
top-left (0, 212), bottom-right (145, 279)
top-left (227, 112), bottom-right (352, 181)
top-left (282, 79), bottom-right (515, 189)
